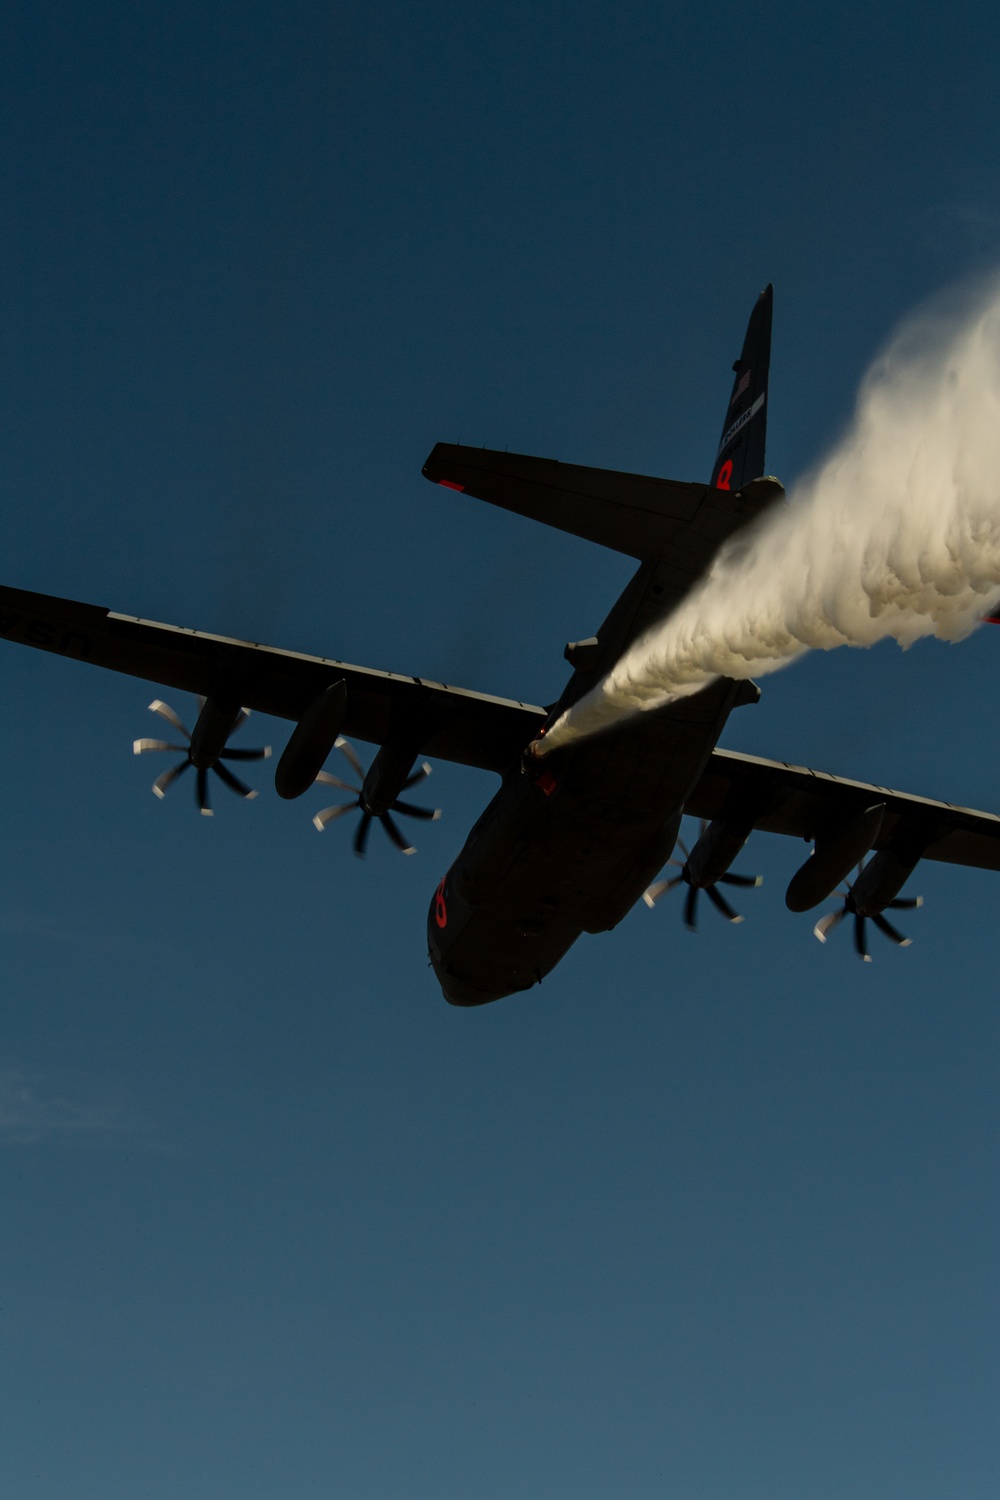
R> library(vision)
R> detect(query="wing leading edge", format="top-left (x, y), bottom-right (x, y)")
top-left (3, 579), bottom-right (999, 874)
top-left (0, 583), bottom-right (544, 773)
top-left (687, 747), bottom-right (1000, 873)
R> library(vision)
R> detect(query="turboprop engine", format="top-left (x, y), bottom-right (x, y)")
top-left (310, 738), bottom-right (440, 857)
top-left (812, 842), bottom-right (926, 959)
top-left (644, 815), bottom-right (762, 929)
top-left (849, 848), bottom-right (921, 914)
top-left (133, 696), bottom-right (271, 814)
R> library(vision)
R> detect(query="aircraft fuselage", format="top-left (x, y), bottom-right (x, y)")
top-left (427, 559), bottom-right (749, 1004)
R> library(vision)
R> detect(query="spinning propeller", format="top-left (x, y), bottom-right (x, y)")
top-left (643, 823), bottom-right (762, 929)
top-left (133, 699), bottom-right (271, 815)
top-left (813, 863), bottom-right (923, 960)
top-left (311, 737), bottom-right (441, 856)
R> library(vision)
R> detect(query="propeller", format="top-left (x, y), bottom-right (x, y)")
top-left (642, 823), bottom-right (762, 929)
top-left (133, 699), bottom-right (271, 816)
top-left (311, 737), bottom-right (441, 857)
top-left (813, 863), bottom-right (923, 961)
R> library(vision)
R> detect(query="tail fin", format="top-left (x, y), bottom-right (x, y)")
top-left (710, 284), bottom-right (773, 491)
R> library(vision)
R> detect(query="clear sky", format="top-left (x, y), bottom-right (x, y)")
top-left (0, 3), bottom-right (997, 1496)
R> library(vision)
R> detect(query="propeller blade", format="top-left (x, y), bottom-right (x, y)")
top-left (149, 700), bottom-right (190, 738)
top-left (353, 809), bottom-right (373, 857)
top-left (197, 767), bottom-right (213, 817)
top-left (213, 761), bottom-right (256, 800)
top-left (133, 738), bottom-right (187, 755)
top-left (335, 736), bottom-right (366, 782)
top-left (813, 907), bottom-right (846, 943)
top-left (719, 872), bottom-right (763, 889)
top-left (152, 760), bottom-right (191, 798)
top-left (683, 884), bottom-right (699, 930)
top-left (872, 912), bottom-right (911, 947)
top-left (220, 747), bottom-right (272, 762)
top-left (675, 838), bottom-right (690, 862)
top-left (381, 810), bottom-right (417, 855)
top-left (705, 884), bottom-right (743, 923)
top-left (312, 802), bottom-right (358, 831)
top-left (314, 771), bottom-right (360, 794)
top-left (232, 708), bottom-right (250, 734)
top-left (310, 741), bottom-right (439, 854)
top-left (642, 875), bottom-right (683, 908)
top-left (391, 800), bottom-right (441, 821)
top-left (853, 913), bottom-right (871, 961)
top-left (888, 895), bottom-right (923, 911)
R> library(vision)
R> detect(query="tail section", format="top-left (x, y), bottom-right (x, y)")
top-left (710, 285), bottom-right (773, 491)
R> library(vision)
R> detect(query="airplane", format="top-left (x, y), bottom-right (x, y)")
top-left (3, 285), bottom-right (1000, 1005)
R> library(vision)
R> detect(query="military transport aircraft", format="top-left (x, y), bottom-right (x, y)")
top-left (3, 286), bottom-right (1000, 1004)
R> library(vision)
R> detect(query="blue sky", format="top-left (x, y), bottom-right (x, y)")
top-left (0, 3), bottom-right (997, 1496)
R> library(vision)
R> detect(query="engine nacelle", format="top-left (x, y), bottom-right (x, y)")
top-left (850, 849), bottom-right (920, 918)
top-left (189, 698), bottom-right (245, 769)
top-left (785, 802), bottom-right (885, 912)
top-left (275, 680), bottom-right (348, 800)
top-left (362, 744), bottom-right (422, 817)
top-left (685, 817), bottom-right (752, 889)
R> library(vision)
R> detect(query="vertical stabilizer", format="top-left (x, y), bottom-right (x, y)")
top-left (710, 285), bottom-right (773, 491)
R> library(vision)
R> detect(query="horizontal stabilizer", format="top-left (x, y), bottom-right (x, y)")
top-left (423, 444), bottom-right (782, 561)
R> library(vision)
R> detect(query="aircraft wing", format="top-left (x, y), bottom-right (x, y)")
top-left (687, 747), bottom-right (1000, 872)
top-left (4, 581), bottom-right (1000, 870)
top-left (0, 584), bottom-right (545, 773)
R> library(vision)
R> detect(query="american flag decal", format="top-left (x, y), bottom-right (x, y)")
top-left (730, 368), bottom-right (751, 406)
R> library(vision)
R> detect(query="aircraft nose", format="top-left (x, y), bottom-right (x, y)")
top-left (437, 970), bottom-right (509, 1007)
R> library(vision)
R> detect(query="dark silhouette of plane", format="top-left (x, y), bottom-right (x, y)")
top-left (3, 287), bottom-right (999, 1003)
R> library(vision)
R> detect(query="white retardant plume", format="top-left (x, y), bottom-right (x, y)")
top-left (540, 280), bottom-right (1000, 753)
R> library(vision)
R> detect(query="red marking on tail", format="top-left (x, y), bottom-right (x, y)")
top-left (438, 479), bottom-right (465, 492)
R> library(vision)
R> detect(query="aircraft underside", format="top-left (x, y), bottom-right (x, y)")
top-left (428, 678), bottom-right (744, 1003)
